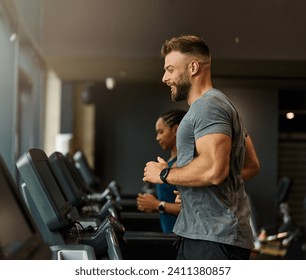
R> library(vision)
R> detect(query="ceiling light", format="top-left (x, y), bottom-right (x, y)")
top-left (105, 77), bottom-right (116, 90)
top-left (286, 112), bottom-right (295, 120)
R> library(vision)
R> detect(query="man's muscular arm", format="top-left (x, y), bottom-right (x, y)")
top-left (143, 133), bottom-right (231, 187)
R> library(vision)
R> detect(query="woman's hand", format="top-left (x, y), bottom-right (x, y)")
top-left (173, 190), bottom-right (181, 204)
top-left (136, 193), bottom-right (159, 212)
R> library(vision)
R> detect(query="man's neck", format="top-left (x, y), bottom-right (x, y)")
top-left (187, 85), bottom-right (213, 105)
top-left (187, 69), bottom-right (213, 105)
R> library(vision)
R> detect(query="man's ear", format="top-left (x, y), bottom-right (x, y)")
top-left (190, 60), bottom-right (200, 75)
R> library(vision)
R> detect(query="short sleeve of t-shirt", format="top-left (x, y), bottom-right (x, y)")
top-left (189, 92), bottom-right (233, 141)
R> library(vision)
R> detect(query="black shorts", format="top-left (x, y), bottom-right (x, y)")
top-left (176, 237), bottom-right (251, 260)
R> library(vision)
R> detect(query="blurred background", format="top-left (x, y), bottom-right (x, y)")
top-left (1, 0), bottom-right (306, 230)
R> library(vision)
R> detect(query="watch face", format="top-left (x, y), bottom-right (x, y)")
top-left (158, 202), bottom-right (165, 212)
top-left (160, 168), bottom-right (170, 184)
top-left (160, 168), bottom-right (169, 178)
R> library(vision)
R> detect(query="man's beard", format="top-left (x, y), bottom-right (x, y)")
top-left (171, 72), bottom-right (191, 102)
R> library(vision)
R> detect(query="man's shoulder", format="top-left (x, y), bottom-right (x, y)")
top-left (191, 89), bottom-right (226, 111)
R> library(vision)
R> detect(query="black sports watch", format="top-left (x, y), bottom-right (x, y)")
top-left (158, 201), bottom-right (166, 213)
top-left (159, 167), bottom-right (170, 184)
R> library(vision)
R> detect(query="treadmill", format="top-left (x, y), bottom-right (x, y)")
top-left (16, 149), bottom-right (125, 260)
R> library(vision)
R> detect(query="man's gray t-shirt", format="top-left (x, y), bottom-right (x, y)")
top-left (173, 88), bottom-right (254, 249)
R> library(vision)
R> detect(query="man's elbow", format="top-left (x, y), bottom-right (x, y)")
top-left (251, 157), bottom-right (260, 175)
top-left (253, 160), bottom-right (261, 176)
top-left (242, 160), bottom-right (260, 181)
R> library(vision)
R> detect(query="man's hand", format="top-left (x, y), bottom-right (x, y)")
top-left (143, 156), bottom-right (168, 183)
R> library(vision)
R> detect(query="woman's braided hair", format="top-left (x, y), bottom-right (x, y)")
top-left (159, 109), bottom-right (187, 128)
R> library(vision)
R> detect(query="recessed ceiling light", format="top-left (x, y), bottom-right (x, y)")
top-left (105, 77), bottom-right (116, 90)
top-left (286, 112), bottom-right (295, 120)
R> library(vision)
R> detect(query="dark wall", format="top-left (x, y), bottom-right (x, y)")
top-left (92, 80), bottom-right (278, 227)
top-left (93, 82), bottom-right (188, 193)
